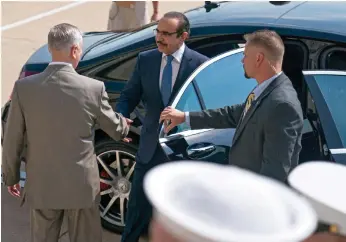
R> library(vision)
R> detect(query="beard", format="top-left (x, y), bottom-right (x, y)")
top-left (243, 66), bottom-right (250, 79)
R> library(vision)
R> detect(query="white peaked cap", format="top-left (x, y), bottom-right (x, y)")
top-left (288, 161), bottom-right (346, 236)
top-left (144, 161), bottom-right (317, 242)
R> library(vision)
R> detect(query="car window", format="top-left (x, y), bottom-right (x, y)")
top-left (314, 74), bottom-right (346, 146)
top-left (187, 34), bottom-right (245, 58)
top-left (324, 49), bottom-right (346, 71)
top-left (194, 51), bottom-right (257, 109)
top-left (174, 83), bottom-right (202, 133)
top-left (98, 56), bottom-right (137, 82)
top-left (194, 42), bottom-right (243, 58)
top-left (169, 49), bottom-right (257, 135)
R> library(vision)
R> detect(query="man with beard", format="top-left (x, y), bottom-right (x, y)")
top-left (160, 29), bottom-right (303, 182)
top-left (116, 12), bottom-right (208, 242)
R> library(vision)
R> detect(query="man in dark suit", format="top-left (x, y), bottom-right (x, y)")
top-left (2, 23), bottom-right (130, 242)
top-left (160, 30), bottom-right (304, 182)
top-left (116, 11), bottom-right (209, 242)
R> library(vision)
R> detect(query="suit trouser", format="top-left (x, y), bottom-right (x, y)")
top-left (30, 203), bottom-right (102, 242)
top-left (121, 144), bottom-right (169, 242)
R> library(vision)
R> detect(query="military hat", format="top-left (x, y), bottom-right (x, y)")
top-left (289, 161), bottom-right (346, 236)
top-left (144, 161), bottom-right (317, 242)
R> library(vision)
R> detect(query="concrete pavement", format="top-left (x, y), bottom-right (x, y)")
top-left (1, 186), bottom-right (125, 242)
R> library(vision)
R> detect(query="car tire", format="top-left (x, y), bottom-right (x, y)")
top-left (95, 138), bottom-right (137, 234)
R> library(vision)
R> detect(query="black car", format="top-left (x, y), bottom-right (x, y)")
top-left (159, 50), bottom-right (346, 165)
top-left (2, 1), bottom-right (346, 234)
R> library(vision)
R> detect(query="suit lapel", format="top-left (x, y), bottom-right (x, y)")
top-left (168, 47), bottom-right (193, 104)
top-left (232, 74), bottom-right (286, 145)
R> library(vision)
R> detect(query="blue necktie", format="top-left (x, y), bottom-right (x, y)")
top-left (161, 55), bottom-right (173, 106)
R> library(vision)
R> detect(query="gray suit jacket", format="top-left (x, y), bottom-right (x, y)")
top-left (189, 73), bottom-right (303, 182)
top-left (2, 64), bottom-right (129, 209)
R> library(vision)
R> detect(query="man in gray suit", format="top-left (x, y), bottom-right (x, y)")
top-left (2, 23), bottom-right (130, 242)
top-left (160, 30), bottom-right (304, 182)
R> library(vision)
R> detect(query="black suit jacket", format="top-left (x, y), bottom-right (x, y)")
top-left (189, 73), bottom-right (304, 181)
top-left (116, 46), bottom-right (209, 163)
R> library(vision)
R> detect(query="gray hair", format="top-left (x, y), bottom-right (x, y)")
top-left (48, 23), bottom-right (83, 52)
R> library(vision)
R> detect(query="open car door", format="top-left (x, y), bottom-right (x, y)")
top-left (158, 48), bottom-right (257, 164)
top-left (303, 70), bottom-right (346, 164)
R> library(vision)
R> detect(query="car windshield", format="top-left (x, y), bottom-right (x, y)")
top-left (314, 74), bottom-right (346, 146)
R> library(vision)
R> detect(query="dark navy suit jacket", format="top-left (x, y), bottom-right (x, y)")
top-left (116, 46), bottom-right (208, 163)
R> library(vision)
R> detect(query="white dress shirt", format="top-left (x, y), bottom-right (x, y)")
top-left (159, 43), bottom-right (185, 89)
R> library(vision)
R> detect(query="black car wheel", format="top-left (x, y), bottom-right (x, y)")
top-left (95, 139), bottom-right (137, 234)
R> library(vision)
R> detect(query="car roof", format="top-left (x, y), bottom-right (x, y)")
top-left (187, 1), bottom-right (346, 37)
top-left (81, 1), bottom-right (346, 65)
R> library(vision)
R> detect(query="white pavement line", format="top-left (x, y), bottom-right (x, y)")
top-left (1, 1), bottom-right (88, 32)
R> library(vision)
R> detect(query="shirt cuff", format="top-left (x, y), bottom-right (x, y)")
top-left (185, 112), bottom-right (191, 128)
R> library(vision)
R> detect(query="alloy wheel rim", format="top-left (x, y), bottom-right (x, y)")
top-left (97, 150), bottom-right (136, 227)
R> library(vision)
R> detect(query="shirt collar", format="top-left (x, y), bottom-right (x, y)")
top-left (49, 62), bottom-right (73, 67)
top-left (253, 72), bottom-right (283, 100)
top-left (162, 43), bottom-right (185, 63)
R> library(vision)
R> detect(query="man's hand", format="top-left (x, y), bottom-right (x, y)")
top-left (159, 107), bottom-right (185, 133)
top-left (123, 118), bottom-right (133, 143)
top-left (151, 1), bottom-right (159, 22)
top-left (151, 13), bottom-right (159, 22)
top-left (8, 183), bottom-right (21, 198)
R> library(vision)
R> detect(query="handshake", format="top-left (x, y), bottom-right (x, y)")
top-left (123, 118), bottom-right (133, 143)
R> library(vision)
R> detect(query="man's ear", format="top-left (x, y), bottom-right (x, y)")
top-left (256, 52), bottom-right (265, 66)
top-left (70, 45), bottom-right (78, 59)
top-left (181, 31), bottom-right (189, 41)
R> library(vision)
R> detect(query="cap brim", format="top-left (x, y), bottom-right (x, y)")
top-left (145, 161), bottom-right (317, 242)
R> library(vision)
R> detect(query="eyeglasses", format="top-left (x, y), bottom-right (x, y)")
top-left (154, 28), bottom-right (179, 37)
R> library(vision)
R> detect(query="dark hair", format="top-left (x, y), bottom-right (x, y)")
top-left (244, 29), bottom-right (285, 63)
top-left (163, 11), bottom-right (190, 37)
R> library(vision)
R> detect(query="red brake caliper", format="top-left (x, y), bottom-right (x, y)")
top-left (100, 170), bottom-right (112, 191)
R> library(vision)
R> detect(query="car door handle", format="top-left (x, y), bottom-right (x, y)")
top-left (186, 143), bottom-right (216, 159)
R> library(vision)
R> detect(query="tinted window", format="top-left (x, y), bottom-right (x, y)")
top-left (194, 42), bottom-right (243, 58)
top-left (282, 43), bottom-right (307, 98)
top-left (175, 83), bottom-right (202, 133)
top-left (194, 51), bottom-right (257, 109)
top-left (315, 74), bottom-right (346, 146)
top-left (325, 49), bottom-right (346, 71)
top-left (98, 56), bottom-right (137, 81)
